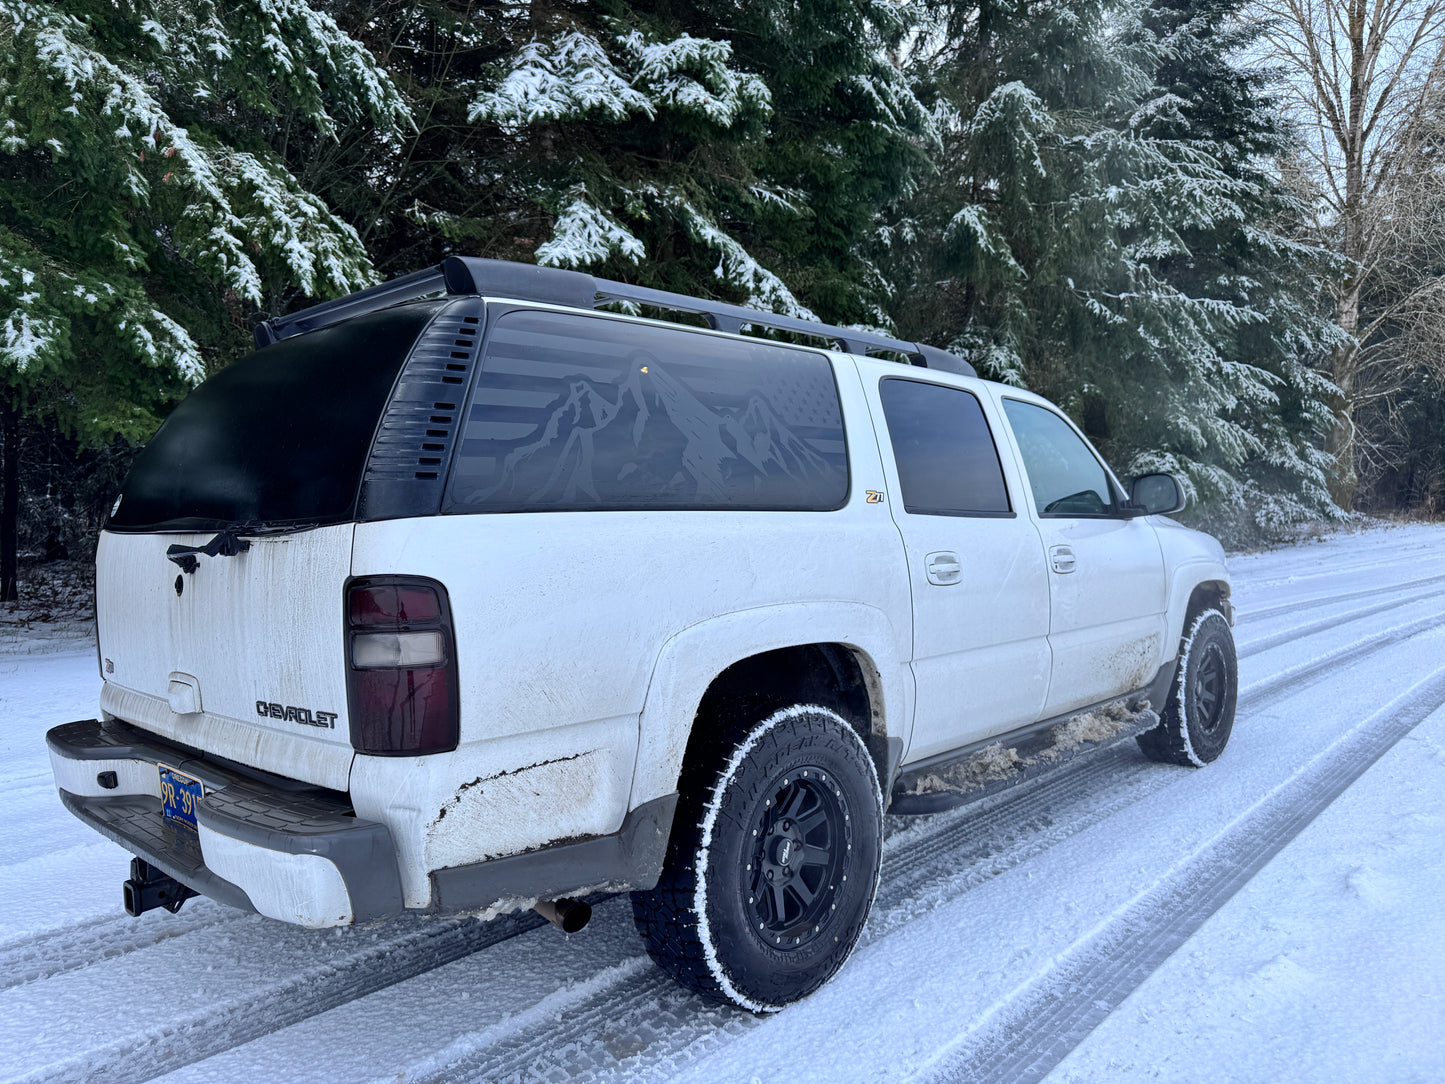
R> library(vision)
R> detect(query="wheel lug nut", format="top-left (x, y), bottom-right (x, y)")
top-left (766, 869), bottom-right (774, 881)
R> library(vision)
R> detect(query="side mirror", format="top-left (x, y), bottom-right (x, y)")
top-left (1128, 473), bottom-right (1186, 516)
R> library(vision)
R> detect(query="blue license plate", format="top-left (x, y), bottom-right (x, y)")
top-left (158, 765), bottom-right (203, 830)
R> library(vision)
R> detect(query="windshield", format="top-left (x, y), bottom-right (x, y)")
top-left (109, 302), bottom-right (442, 532)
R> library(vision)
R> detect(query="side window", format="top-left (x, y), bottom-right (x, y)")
top-left (878, 378), bottom-right (1011, 516)
top-left (1001, 399), bottom-right (1114, 516)
top-left (444, 310), bottom-right (848, 513)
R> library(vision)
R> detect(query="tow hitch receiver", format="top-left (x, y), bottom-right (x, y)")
top-left (123, 858), bottom-right (198, 916)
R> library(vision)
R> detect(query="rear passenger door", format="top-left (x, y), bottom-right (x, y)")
top-left (865, 372), bottom-right (1052, 763)
top-left (996, 396), bottom-right (1167, 717)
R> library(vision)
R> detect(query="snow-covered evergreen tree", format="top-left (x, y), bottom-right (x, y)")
top-left (363, 0), bottom-right (934, 325)
top-left (1114, 0), bottom-right (1347, 540)
top-left (0, 0), bottom-right (407, 596)
top-left (466, 5), bottom-right (806, 315)
top-left (0, 0), bottom-right (408, 420)
top-left (716, 0), bottom-right (937, 326)
top-left (896, 0), bottom-right (1344, 544)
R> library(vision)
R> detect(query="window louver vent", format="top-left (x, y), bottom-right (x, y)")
top-left (359, 299), bottom-right (485, 521)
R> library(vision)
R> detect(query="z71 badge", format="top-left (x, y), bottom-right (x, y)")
top-left (256, 701), bottom-right (338, 729)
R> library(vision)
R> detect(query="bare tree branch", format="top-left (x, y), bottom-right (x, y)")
top-left (1258, 0), bottom-right (1445, 505)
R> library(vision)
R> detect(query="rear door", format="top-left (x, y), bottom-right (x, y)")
top-left (862, 368), bottom-right (1052, 763)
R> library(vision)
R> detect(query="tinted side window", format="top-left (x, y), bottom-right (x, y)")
top-left (444, 310), bottom-right (848, 513)
top-left (1002, 399), bottom-right (1114, 516)
top-left (879, 379), bottom-right (1011, 516)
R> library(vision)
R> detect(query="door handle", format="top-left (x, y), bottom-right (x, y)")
top-left (1049, 544), bottom-right (1076, 574)
top-left (926, 551), bottom-right (962, 586)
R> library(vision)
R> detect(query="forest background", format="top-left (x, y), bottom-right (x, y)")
top-left (3, 0), bottom-right (1445, 604)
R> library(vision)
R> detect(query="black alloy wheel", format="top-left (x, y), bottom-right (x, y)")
top-left (745, 769), bottom-right (850, 951)
top-left (1188, 639), bottom-right (1229, 737)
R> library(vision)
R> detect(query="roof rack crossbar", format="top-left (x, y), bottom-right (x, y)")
top-left (591, 278), bottom-right (854, 349)
top-left (252, 256), bottom-right (977, 378)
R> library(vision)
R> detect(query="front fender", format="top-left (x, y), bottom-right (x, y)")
top-left (627, 602), bottom-right (912, 811)
top-left (1164, 558), bottom-right (1232, 657)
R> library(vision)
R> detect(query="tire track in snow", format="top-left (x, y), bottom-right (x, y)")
top-left (412, 752), bottom-right (1172, 1084)
top-left (918, 664), bottom-right (1445, 1084)
top-left (1236, 569), bottom-right (1445, 625)
top-left (400, 611), bottom-right (1445, 1084)
top-left (22, 910), bottom-right (552, 1084)
top-left (28, 581), bottom-right (1445, 1083)
top-left (1235, 582), bottom-right (1445, 658)
top-left (0, 904), bottom-right (234, 993)
top-left (1238, 542), bottom-right (1440, 592)
top-left (1237, 610), bottom-right (1445, 711)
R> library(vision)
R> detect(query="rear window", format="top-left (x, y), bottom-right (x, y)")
top-left (110, 303), bottom-right (442, 532)
top-left (444, 310), bottom-right (849, 513)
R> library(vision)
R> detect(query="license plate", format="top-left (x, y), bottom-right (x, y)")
top-left (158, 765), bottom-right (203, 830)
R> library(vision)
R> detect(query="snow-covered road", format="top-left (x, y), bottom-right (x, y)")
top-left (3, 523), bottom-right (1444, 1083)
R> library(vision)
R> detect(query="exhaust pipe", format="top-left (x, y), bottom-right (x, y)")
top-left (123, 858), bottom-right (197, 916)
top-left (534, 897), bottom-right (591, 933)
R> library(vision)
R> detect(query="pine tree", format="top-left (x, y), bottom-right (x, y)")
top-left (895, 0), bottom-right (1343, 545)
top-left (313, 0), bottom-right (554, 277)
top-left (1116, 0), bottom-right (1346, 540)
top-left (462, 2), bottom-right (806, 314)
top-left (708, 0), bottom-right (937, 326)
top-left (0, 0), bottom-right (408, 598)
top-left (335, 0), bottom-right (935, 326)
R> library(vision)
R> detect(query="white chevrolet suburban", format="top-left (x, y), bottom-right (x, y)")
top-left (48, 258), bottom-right (1236, 1011)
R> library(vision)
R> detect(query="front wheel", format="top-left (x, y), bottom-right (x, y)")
top-left (1138, 608), bottom-right (1238, 766)
top-left (630, 704), bottom-right (883, 1011)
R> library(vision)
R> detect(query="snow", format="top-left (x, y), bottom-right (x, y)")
top-left (535, 198), bottom-right (647, 269)
top-left (622, 32), bottom-right (770, 127)
top-left (1048, 700), bottom-right (1445, 1082)
top-left (469, 32), bottom-right (654, 126)
top-left (1, 522), bottom-right (1444, 1081)
top-left (471, 29), bottom-right (769, 130)
top-left (0, 308), bottom-right (61, 370)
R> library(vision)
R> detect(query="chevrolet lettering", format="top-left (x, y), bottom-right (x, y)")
top-left (255, 701), bottom-right (338, 729)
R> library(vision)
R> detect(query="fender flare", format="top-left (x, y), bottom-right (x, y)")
top-left (1164, 559), bottom-right (1232, 660)
top-left (626, 602), bottom-right (912, 812)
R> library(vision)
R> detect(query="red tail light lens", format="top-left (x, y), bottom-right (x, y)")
top-left (345, 577), bottom-right (459, 756)
top-left (349, 584), bottom-right (441, 625)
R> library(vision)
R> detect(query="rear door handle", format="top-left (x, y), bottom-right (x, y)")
top-left (926, 551), bottom-right (962, 586)
top-left (1049, 545), bottom-right (1076, 574)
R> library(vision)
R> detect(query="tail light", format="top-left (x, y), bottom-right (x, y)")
top-left (345, 576), bottom-right (459, 755)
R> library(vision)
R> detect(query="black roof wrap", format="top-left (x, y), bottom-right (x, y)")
top-left (110, 302), bottom-right (444, 532)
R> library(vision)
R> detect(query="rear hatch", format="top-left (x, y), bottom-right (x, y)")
top-left (97, 302), bottom-right (445, 790)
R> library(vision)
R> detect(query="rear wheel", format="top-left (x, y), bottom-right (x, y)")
top-left (630, 704), bottom-right (883, 1011)
top-left (1138, 608), bottom-right (1237, 766)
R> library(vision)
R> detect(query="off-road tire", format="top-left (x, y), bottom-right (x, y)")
top-left (1138, 608), bottom-right (1237, 766)
top-left (630, 704), bottom-right (883, 1011)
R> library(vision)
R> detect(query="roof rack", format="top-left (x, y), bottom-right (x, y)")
top-left (253, 257), bottom-right (977, 378)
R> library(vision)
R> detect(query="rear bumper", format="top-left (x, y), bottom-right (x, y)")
top-left (46, 718), bottom-right (403, 927)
